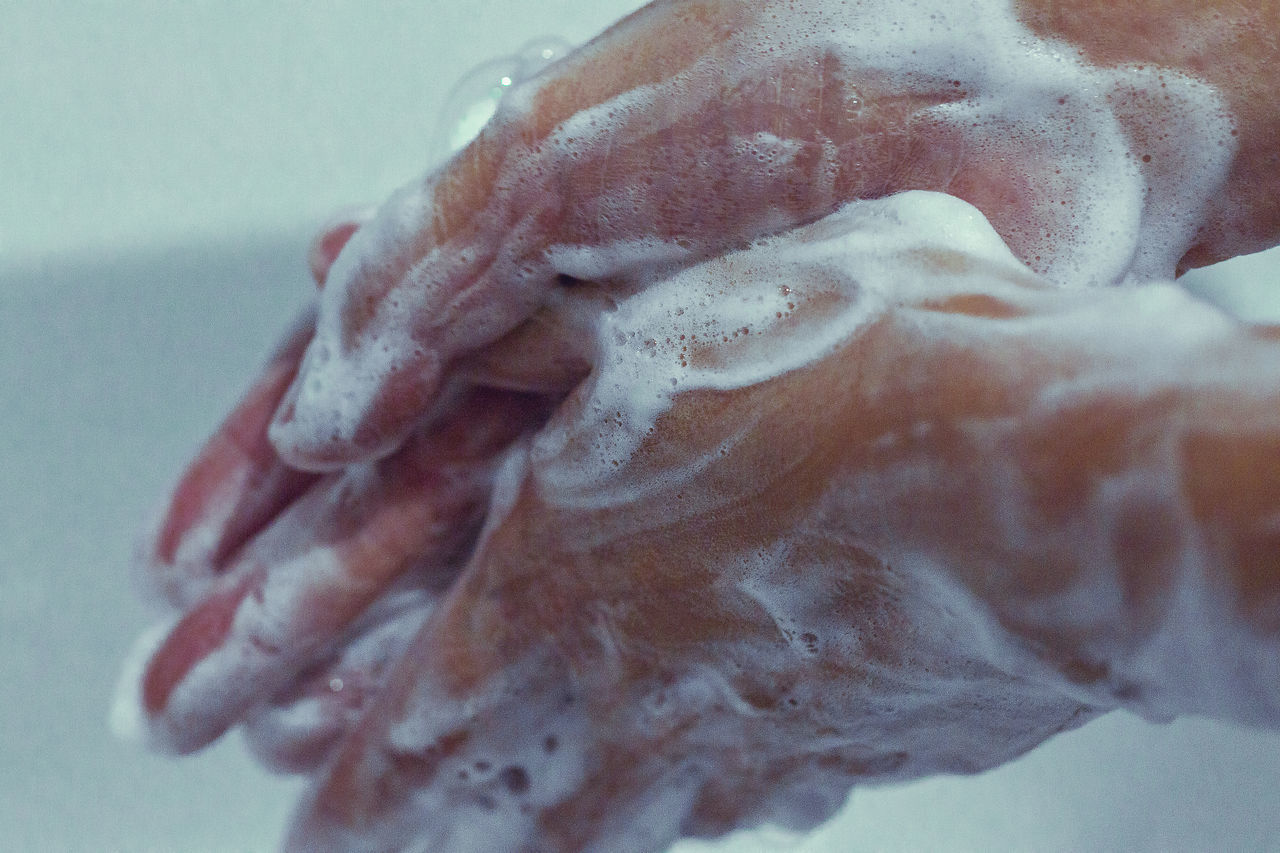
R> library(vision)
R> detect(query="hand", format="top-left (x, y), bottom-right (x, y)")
top-left (126, 192), bottom-right (1280, 851)
top-left (286, 193), bottom-right (1280, 850)
top-left (118, 0), bottom-right (1280, 850)
top-left (263, 0), bottom-right (1280, 470)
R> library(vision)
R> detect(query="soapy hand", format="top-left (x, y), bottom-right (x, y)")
top-left (133, 195), bottom-right (1280, 851)
top-left (119, 1), bottom-right (1280, 851)
top-left (264, 0), bottom-right (1280, 470)
top-left (279, 194), bottom-right (1280, 851)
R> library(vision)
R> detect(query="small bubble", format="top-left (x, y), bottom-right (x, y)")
top-left (499, 765), bottom-right (531, 795)
top-left (430, 36), bottom-right (575, 160)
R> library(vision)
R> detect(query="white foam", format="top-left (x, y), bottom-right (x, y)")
top-left (109, 620), bottom-right (174, 747)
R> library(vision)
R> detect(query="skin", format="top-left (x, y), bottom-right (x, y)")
top-left (1017, 0), bottom-right (1280, 270)
top-left (124, 1), bottom-right (1280, 850)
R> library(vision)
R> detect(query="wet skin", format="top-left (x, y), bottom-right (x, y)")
top-left (125, 2), bottom-right (1280, 850)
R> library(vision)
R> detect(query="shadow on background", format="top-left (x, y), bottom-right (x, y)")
top-left (1, 233), bottom-right (314, 851)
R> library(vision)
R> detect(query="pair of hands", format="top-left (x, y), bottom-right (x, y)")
top-left (123, 1), bottom-right (1280, 850)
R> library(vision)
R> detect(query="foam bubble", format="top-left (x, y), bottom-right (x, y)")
top-left (431, 37), bottom-right (575, 160)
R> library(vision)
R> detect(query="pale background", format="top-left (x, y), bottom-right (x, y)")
top-left (3, 2), bottom-right (1279, 851)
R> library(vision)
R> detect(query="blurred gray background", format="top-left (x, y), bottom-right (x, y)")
top-left (3, 2), bottom-right (1279, 850)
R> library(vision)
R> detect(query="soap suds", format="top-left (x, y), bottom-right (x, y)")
top-left (532, 191), bottom-right (1023, 513)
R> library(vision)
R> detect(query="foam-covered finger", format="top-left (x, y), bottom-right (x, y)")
top-left (131, 388), bottom-right (552, 754)
top-left (243, 589), bottom-right (435, 775)
top-left (269, 339), bottom-right (444, 471)
top-left (142, 307), bottom-right (320, 608)
top-left (308, 206), bottom-right (375, 289)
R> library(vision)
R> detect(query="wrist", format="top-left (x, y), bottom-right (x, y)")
top-left (1017, 0), bottom-right (1280, 268)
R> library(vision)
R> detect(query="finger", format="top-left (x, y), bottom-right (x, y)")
top-left (453, 282), bottom-right (608, 394)
top-left (141, 196), bottom-right (372, 607)
top-left (243, 588), bottom-right (435, 775)
top-left (141, 306), bottom-right (320, 608)
top-left (131, 387), bottom-right (551, 754)
top-left (309, 206), bottom-right (376, 289)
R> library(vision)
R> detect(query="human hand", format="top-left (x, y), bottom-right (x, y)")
top-left (263, 0), bottom-right (1280, 470)
top-left (118, 0), bottom-right (1280, 849)
top-left (283, 193), bottom-right (1280, 850)
top-left (126, 192), bottom-right (1280, 851)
